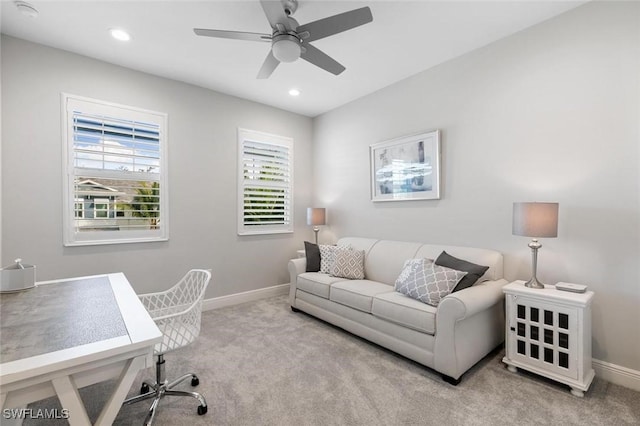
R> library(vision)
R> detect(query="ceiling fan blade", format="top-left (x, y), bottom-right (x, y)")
top-left (257, 50), bottom-right (280, 79)
top-left (297, 7), bottom-right (373, 43)
top-left (194, 28), bottom-right (271, 42)
top-left (260, 0), bottom-right (292, 32)
top-left (300, 43), bottom-right (345, 76)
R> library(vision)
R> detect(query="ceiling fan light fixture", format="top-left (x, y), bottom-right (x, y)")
top-left (272, 35), bottom-right (301, 63)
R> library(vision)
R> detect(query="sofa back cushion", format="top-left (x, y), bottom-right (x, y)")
top-left (338, 238), bottom-right (422, 285)
top-left (337, 237), bottom-right (504, 285)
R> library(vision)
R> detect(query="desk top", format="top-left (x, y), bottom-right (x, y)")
top-left (1, 276), bottom-right (128, 363)
top-left (0, 273), bottom-right (162, 387)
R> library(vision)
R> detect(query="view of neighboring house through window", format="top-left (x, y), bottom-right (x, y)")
top-left (237, 128), bottom-right (293, 235)
top-left (63, 94), bottom-right (168, 246)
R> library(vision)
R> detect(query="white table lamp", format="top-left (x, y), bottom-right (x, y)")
top-left (307, 208), bottom-right (326, 245)
top-left (512, 202), bottom-right (559, 289)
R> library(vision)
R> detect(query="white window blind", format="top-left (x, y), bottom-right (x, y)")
top-left (63, 94), bottom-right (168, 246)
top-left (238, 128), bottom-right (293, 235)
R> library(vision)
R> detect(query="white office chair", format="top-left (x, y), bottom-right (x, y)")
top-left (124, 269), bottom-right (211, 426)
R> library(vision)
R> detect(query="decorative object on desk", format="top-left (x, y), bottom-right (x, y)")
top-left (123, 269), bottom-right (211, 424)
top-left (307, 207), bottom-right (326, 244)
top-left (0, 258), bottom-right (36, 293)
top-left (512, 202), bottom-right (559, 289)
top-left (370, 130), bottom-right (440, 202)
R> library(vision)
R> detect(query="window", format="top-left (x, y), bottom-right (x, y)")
top-left (74, 199), bottom-right (85, 218)
top-left (237, 128), bottom-right (293, 235)
top-left (94, 198), bottom-right (109, 218)
top-left (62, 94), bottom-right (168, 246)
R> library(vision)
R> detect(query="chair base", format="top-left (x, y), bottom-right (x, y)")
top-left (123, 354), bottom-right (207, 425)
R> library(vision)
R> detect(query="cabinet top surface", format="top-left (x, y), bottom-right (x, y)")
top-left (504, 281), bottom-right (594, 305)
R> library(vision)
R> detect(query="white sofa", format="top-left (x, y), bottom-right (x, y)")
top-left (288, 237), bottom-right (508, 384)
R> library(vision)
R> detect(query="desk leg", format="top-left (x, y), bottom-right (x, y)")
top-left (94, 355), bottom-right (145, 426)
top-left (52, 376), bottom-right (92, 426)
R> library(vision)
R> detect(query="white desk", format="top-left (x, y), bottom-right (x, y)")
top-left (0, 273), bottom-right (162, 425)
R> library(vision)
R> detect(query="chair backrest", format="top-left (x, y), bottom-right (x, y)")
top-left (142, 269), bottom-right (211, 355)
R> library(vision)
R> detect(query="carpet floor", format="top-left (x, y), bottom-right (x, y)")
top-left (26, 295), bottom-right (639, 425)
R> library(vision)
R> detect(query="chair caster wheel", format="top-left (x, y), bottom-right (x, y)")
top-left (140, 383), bottom-right (150, 394)
top-left (191, 376), bottom-right (199, 387)
top-left (197, 405), bottom-right (207, 415)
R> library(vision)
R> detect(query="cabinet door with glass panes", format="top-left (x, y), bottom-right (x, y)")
top-left (506, 295), bottom-right (578, 380)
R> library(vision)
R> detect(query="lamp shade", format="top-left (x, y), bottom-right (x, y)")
top-left (307, 208), bottom-right (326, 226)
top-left (512, 202), bottom-right (559, 238)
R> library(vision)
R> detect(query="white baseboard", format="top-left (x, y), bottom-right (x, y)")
top-left (593, 358), bottom-right (640, 392)
top-left (202, 283), bottom-right (289, 311)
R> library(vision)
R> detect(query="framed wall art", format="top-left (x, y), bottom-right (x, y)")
top-left (370, 130), bottom-right (440, 202)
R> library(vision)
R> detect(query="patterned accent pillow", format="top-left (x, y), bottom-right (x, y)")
top-left (318, 245), bottom-right (353, 274)
top-left (394, 258), bottom-right (467, 306)
top-left (318, 245), bottom-right (337, 273)
top-left (331, 248), bottom-right (365, 280)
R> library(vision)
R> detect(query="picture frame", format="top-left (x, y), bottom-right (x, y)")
top-left (370, 130), bottom-right (441, 202)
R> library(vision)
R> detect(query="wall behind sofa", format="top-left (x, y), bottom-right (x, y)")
top-left (1, 35), bottom-right (313, 297)
top-left (313, 2), bottom-right (639, 374)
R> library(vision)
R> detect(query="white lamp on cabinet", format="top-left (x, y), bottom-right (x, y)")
top-left (512, 202), bottom-right (559, 289)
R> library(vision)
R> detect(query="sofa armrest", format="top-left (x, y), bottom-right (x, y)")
top-left (434, 278), bottom-right (508, 379)
top-left (439, 279), bottom-right (508, 320)
top-left (288, 258), bottom-right (307, 306)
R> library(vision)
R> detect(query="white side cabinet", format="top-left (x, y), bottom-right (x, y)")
top-left (502, 281), bottom-right (595, 397)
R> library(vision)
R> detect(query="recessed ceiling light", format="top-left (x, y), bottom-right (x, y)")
top-left (109, 28), bottom-right (131, 42)
top-left (15, 1), bottom-right (38, 18)
top-left (288, 88), bottom-right (301, 97)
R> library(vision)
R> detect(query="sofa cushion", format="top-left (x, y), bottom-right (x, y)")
top-left (330, 280), bottom-right (393, 313)
top-left (331, 247), bottom-right (365, 279)
top-left (394, 258), bottom-right (467, 306)
top-left (304, 241), bottom-right (321, 272)
top-left (297, 273), bottom-right (347, 299)
top-left (372, 291), bottom-right (437, 335)
top-left (363, 240), bottom-right (423, 285)
top-left (435, 251), bottom-right (489, 292)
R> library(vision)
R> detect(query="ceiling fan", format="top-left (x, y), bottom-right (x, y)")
top-left (194, 0), bottom-right (373, 79)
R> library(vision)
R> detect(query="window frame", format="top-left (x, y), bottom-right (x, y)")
top-left (237, 128), bottom-right (294, 236)
top-left (62, 93), bottom-right (169, 246)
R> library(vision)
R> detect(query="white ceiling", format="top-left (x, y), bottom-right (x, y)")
top-left (1, 0), bottom-right (585, 117)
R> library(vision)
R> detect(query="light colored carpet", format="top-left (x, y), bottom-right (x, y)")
top-left (26, 295), bottom-right (639, 425)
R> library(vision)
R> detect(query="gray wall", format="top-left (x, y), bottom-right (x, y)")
top-left (313, 2), bottom-right (639, 370)
top-left (1, 35), bottom-right (313, 297)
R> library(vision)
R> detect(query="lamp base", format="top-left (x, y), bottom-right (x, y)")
top-left (525, 239), bottom-right (545, 289)
top-left (523, 276), bottom-right (545, 289)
